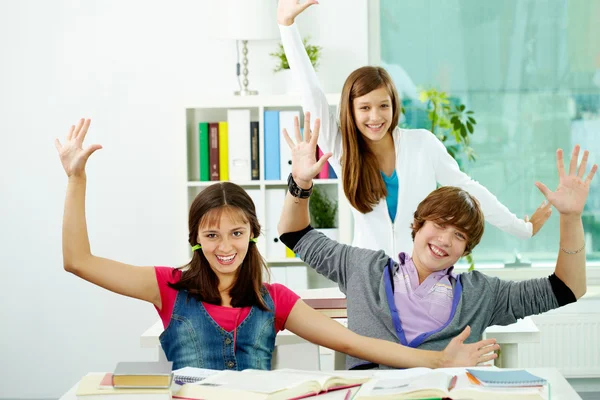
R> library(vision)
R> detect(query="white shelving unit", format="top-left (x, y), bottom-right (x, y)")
top-left (185, 94), bottom-right (352, 290)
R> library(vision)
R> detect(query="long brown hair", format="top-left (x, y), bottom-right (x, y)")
top-left (410, 186), bottom-right (485, 255)
top-left (169, 182), bottom-right (270, 310)
top-left (339, 66), bottom-right (401, 213)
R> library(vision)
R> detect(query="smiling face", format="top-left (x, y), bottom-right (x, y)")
top-left (352, 86), bottom-right (394, 143)
top-left (412, 220), bottom-right (468, 276)
top-left (410, 186), bottom-right (485, 280)
top-left (197, 206), bottom-right (252, 280)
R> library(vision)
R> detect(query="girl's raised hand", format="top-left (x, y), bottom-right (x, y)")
top-left (282, 112), bottom-right (331, 188)
top-left (277, 0), bottom-right (319, 26)
top-left (54, 118), bottom-right (102, 178)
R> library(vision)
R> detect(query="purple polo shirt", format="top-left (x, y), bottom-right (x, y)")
top-left (393, 252), bottom-right (455, 344)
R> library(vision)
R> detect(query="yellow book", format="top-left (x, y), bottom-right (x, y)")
top-left (219, 121), bottom-right (228, 180)
top-left (285, 247), bottom-right (296, 258)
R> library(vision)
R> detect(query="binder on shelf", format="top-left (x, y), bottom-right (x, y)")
top-left (218, 121), bottom-right (229, 181)
top-left (317, 147), bottom-right (329, 179)
top-left (265, 188), bottom-right (287, 259)
top-left (209, 122), bottom-right (220, 181)
top-left (250, 121), bottom-right (260, 181)
top-left (278, 110), bottom-right (299, 179)
top-left (199, 122), bottom-right (210, 181)
top-left (227, 109), bottom-right (251, 181)
top-left (264, 110), bottom-right (280, 180)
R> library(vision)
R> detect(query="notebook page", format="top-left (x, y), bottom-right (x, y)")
top-left (196, 370), bottom-right (321, 394)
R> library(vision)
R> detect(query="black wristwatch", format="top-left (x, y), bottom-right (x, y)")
top-left (287, 173), bottom-right (313, 199)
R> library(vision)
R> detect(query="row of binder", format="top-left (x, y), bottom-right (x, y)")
top-left (197, 109), bottom-right (336, 182)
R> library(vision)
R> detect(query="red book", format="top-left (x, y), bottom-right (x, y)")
top-left (209, 122), bottom-right (220, 181)
top-left (317, 147), bottom-right (329, 179)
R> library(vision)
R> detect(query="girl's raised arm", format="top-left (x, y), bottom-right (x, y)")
top-left (56, 119), bottom-right (161, 308)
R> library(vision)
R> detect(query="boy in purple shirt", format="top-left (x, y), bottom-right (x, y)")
top-left (279, 114), bottom-right (597, 369)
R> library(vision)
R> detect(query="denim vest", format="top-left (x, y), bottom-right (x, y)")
top-left (159, 287), bottom-right (276, 371)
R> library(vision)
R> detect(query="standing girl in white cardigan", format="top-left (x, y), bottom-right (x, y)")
top-left (277, 0), bottom-right (552, 258)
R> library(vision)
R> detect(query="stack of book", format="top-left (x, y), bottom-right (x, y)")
top-left (75, 361), bottom-right (173, 400)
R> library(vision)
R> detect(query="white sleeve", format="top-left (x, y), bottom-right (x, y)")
top-left (427, 131), bottom-right (533, 239)
top-left (279, 23), bottom-right (342, 175)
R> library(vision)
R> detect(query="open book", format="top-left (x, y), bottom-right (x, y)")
top-left (355, 368), bottom-right (548, 400)
top-left (173, 369), bottom-right (370, 400)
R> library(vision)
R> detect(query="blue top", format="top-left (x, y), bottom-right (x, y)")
top-left (381, 169), bottom-right (399, 223)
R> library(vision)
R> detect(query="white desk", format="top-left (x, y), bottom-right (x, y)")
top-left (141, 316), bottom-right (540, 369)
top-left (58, 368), bottom-right (581, 400)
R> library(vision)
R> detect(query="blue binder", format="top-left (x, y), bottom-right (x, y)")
top-left (264, 110), bottom-right (280, 180)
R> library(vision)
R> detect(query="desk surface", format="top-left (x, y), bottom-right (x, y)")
top-left (59, 368), bottom-right (580, 400)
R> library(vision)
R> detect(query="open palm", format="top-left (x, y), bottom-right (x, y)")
top-left (536, 146), bottom-right (598, 216)
top-left (54, 118), bottom-right (102, 178)
top-left (277, 0), bottom-right (318, 25)
top-left (282, 112), bottom-right (331, 186)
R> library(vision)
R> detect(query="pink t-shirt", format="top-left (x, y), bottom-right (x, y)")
top-left (154, 267), bottom-right (300, 332)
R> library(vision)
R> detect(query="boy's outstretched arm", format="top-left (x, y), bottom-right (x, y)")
top-left (536, 146), bottom-right (598, 299)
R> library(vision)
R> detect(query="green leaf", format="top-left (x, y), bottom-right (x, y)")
top-left (467, 121), bottom-right (474, 133)
top-left (468, 117), bottom-right (476, 124)
top-left (460, 126), bottom-right (467, 138)
top-left (466, 110), bottom-right (474, 114)
top-left (459, 104), bottom-right (466, 111)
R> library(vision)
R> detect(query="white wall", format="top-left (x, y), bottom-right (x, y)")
top-left (0, 0), bottom-right (369, 397)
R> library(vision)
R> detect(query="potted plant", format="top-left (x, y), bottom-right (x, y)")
top-left (270, 36), bottom-right (322, 93)
top-left (419, 88), bottom-right (478, 270)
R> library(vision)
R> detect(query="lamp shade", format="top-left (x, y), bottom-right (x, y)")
top-left (215, 0), bottom-right (279, 41)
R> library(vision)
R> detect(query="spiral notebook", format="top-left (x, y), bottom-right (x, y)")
top-left (173, 367), bottom-right (219, 385)
top-left (466, 369), bottom-right (547, 387)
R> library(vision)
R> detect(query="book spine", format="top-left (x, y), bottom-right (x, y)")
top-left (219, 121), bottom-right (228, 181)
top-left (250, 121), bottom-right (260, 180)
top-left (199, 122), bottom-right (210, 181)
top-left (263, 110), bottom-right (280, 180)
top-left (317, 147), bottom-right (329, 179)
top-left (209, 122), bottom-right (220, 181)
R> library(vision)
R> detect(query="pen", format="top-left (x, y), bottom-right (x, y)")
top-left (343, 389), bottom-right (352, 400)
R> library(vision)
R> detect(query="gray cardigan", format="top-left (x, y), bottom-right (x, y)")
top-left (293, 229), bottom-right (563, 369)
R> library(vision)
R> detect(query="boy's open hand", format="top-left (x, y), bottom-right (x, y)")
top-left (55, 118), bottom-right (102, 178)
top-left (536, 146), bottom-right (597, 217)
top-left (282, 112), bottom-right (331, 189)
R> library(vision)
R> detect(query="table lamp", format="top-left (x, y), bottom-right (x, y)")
top-left (216, 0), bottom-right (279, 96)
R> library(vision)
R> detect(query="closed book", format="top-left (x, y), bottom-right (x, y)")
top-left (76, 373), bottom-right (170, 400)
top-left (317, 147), bottom-right (329, 179)
top-left (219, 121), bottom-right (229, 181)
top-left (250, 121), bottom-right (260, 180)
top-left (263, 110), bottom-right (280, 180)
top-left (227, 109), bottom-right (252, 181)
top-left (278, 111), bottom-right (299, 179)
top-left (199, 122), bottom-right (210, 181)
top-left (303, 297), bottom-right (347, 309)
top-left (112, 361), bottom-right (173, 388)
top-left (209, 122), bottom-right (220, 181)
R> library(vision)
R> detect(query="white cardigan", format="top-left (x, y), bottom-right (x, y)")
top-left (280, 23), bottom-right (532, 257)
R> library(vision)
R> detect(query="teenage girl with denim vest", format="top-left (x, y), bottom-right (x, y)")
top-left (56, 118), bottom-right (500, 370)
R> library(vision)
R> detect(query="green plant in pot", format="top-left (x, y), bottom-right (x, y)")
top-left (419, 88), bottom-right (478, 270)
top-left (270, 36), bottom-right (322, 72)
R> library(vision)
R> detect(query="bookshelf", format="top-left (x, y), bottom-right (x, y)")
top-left (185, 94), bottom-right (352, 290)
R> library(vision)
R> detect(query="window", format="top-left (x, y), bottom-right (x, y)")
top-left (378, 0), bottom-right (600, 268)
